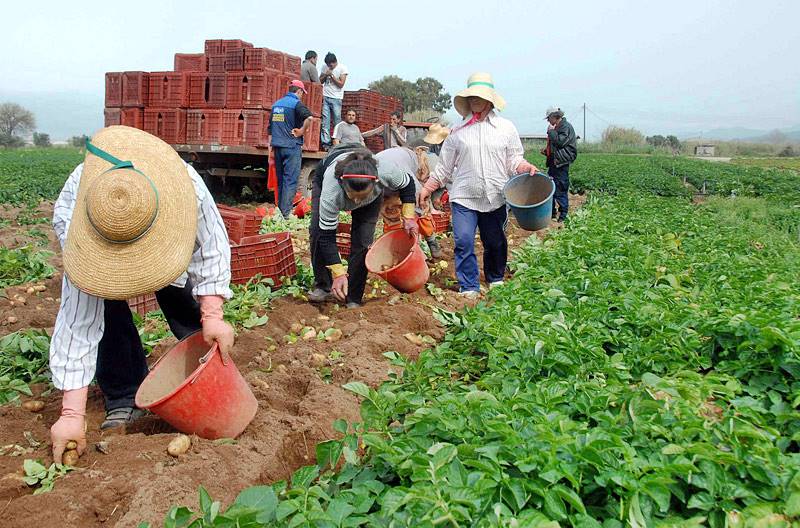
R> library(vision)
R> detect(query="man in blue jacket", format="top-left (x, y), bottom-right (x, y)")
top-left (269, 80), bottom-right (314, 217)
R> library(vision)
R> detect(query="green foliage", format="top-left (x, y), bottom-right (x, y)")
top-left (32, 132), bottom-right (51, 147)
top-left (0, 245), bottom-right (54, 290)
top-left (23, 459), bottom-right (73, 494)
top-left (368, 75), bottom-right (452, 113)
top-left (259, 209), bottom-right (311, 233)
top-left (602, 125), bottom-right (645, 145)
top-left (0, 329), bottom-right (51, 405)
top-left (732, 157), bottom-right (800, 172)
top-left (0, 147), bottom-right (83, 205)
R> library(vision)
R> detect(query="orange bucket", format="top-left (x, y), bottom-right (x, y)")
top-left (365, 230), bottom-right (430, 293)
top-left (135, 331), bottom-right (258, 439)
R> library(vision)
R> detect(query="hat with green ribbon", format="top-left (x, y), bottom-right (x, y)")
top-left (453, 72), bottom-right (507, 117)
top-left (63, 125), bottom-right (197, 300)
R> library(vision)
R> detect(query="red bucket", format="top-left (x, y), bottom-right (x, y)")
top-left (135, 331), bottom-right (258, 439)
top-left (365, 230), bottom-right (430, 293)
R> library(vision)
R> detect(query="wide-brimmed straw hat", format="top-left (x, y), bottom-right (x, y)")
top-left (453, 72), bottom-right (507, 117)
top-left (423, 123), bottom-right (450, 145)
top-left (63, 126), bottom-right (197, 300)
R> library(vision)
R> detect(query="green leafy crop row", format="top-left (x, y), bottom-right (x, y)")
top-left (0, 147), bottom-right (83, 205)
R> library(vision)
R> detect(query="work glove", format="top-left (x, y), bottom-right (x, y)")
top-left (199, 295), bottom-right (235, 365)
top-left (401, 203), bottom-right (419, 237)
top-left (327, 263), bottom-right (349, 302)
top-left (51, 387), bottom-right (88, 464)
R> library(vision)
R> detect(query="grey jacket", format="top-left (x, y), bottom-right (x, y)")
top-left (547, 118), bottom-right (578, 168)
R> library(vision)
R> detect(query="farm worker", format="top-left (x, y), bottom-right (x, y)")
top-left (308, 145), bottom-right (418, 307)
top-left (268, 80), bottom-right (314, 218)
top-left (49, 126), bottom-right (234, 463)
top-left (332, 109), bottom-right (365, 146)
top-left (381, 141), bottom-right (443, 258)
top-left (319, 52), bottom-right (348, 150)
top-left (300, 50), bottom-right (320, 83)
top-left (540, 106), bottom-right (577, 222)
top-left (363, 111), bottom-right (408, 148)
top-left (418, 72), bottom-right (538, 299)
top-left (423, 122), bottom-right (451, 156)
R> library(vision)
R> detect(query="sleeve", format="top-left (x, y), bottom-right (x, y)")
top-left (295, 101), bottom-right (312, 124)
top-left (429, 136), bottom-right (457, 188)
top-left (505, 122), bottom-right (526, 175)
top-left (53, 164), bottom-right (83, 249)
top-left (332, 122), bottom-right (342, 140)
top-left (317, 174), bottom-right (344, 267)
top-left (186, 165), bottom-right (233, 299)
top-left (310, 68), bottom-right (320, 83)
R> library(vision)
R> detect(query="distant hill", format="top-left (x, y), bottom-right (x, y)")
top-left (689, 126), bottom-right (800, 143)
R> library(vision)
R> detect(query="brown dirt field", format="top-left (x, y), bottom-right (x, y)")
top-left (0, 194), bottom-right (583, 528)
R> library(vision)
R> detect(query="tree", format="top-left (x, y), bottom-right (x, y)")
top-left (368, 75), bottom-right (451, 114)
top-left (0, 103), bottom-right (36, 140)
top-left (646, 135), bottom-right (666, 147)
top-left (602, 126), bottom-right (644, 145)
top-left (666, 135), bottom-right (681, 150)
top-left (69, 135), bottom-right (89, 148)
top-left (33, 132), bottom-right (51, 147)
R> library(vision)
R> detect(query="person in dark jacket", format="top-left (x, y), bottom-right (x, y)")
top-left (268, 80), bottom-right (313, 217)
top-left (541, 107), bottom-right (577, 222)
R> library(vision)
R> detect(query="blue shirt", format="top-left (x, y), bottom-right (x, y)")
top-left (268, 92), bottom-right (312, 148)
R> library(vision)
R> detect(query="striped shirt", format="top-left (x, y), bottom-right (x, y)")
top-left (49, 162), bottom-right (232, 391)
top-left (428, 110), bottom-right (525, 212)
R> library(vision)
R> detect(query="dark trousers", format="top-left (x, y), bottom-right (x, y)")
top-left (273, 146), bottom-right (302, 218)
top-left (451, 202), bottom-right (508, 292)
top-left (548, 163), bottom-right (570, 220)
top-left (95, 281), bottom-right (202, 411)
top-left (309, 176), bottom-right (381, 304)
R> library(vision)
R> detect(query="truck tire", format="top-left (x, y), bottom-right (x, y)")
top-left (299, 160), bottom-right (316, 198)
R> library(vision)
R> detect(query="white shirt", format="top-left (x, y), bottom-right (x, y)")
top-left (322, 64), bottom-right (348, 99)
top-left (429, 110), bottom-right (525, 212)
top-left (49, 162), bottom-right (232, 390)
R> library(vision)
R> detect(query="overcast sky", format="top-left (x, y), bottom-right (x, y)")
top-left (2, 0), bottom-right (798, 140)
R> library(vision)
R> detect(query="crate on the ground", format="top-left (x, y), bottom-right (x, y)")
top-left (188, 72), bottom-right (226, 108)
top-left (225, 72), bottom-right (277, 109)
top-left (230, 232), bottom-right (296, 286)
top-left (143, 108), bottom-right (187, 144)
top-left (174, 53), bottom-right (206, 72)
top-left (221, 109), bottom-right (269, 146)
top-left (128, 293), bottom-right (158, 317)
top-left (121, 107), bottom-right (144, 129)
top-left (104, 108), bottom-right (121, 127)
top-left (306, 82), bottom-right (323, 117)
top-left (122, 71), bottom-right (149, 107)
top-left (219, 208), bottom-right (248, 244)
top-left (186, 109), bottom-right (222, 144)
top-left (207, 54), bottom-right (226, 73)
top-left (217, 204), bottom-right (263, 239)
top-left (225, 48), bottom-right (244, 71)
top-left (283, 54), bottom-right (301, 77)
top-left (431, 211), bottom-right (451, 233)
top-left (148, 72), bottom-right (190, 108)
top-left (336, 223), bottom-right (351, 260)
top-left (302, 117), bottom-right (321, 152)
top-left (105, 72), bottom-right (122, 107)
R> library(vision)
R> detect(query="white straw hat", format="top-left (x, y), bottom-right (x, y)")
top-left (453, 72), bottom-right (507, 117)
top-left (423, 123), bottom-right (450, 145)
top-left (63, 126), bottom-right (197, 300)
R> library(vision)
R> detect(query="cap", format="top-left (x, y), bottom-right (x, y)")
top-left (544, 106), bottom-right (563, 119)
top-left (290, 80), bottom-right (307, 94)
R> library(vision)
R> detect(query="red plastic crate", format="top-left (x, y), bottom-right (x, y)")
top-left (189, 72), bottom-right (226, 108)
top-left (336, 223), bottom-right (351, 260)
top-left (243, 48), bottom-right (281, 71)
top-left (205, 39), bottom-right (224, 55)
top-left (219, 208), bottom-right (248, 244)
top-left (207, 54), bottom-right (226, 73)
top-left (127, 293), bottom-right (158, 317)
top-left (143, 108), bottom-right (186, 144)
top-left (105, 72), bottom-right (122, 107)
top-left (225, 72), bottom-right (276, 109)
top-left (186, 109), bottom-right (222, 144)
top-left (216, 204), bottom-right (263, 238)
top-left (230, 232), bottom-right (296, 286)
top-left (272, 74), bottom-right (292, 104)
top-left (122, 71), bottom-right (149, 107)
top-left (302, 117), bottom-right (321, 152)
top-left (431, 211), bottom-right (451, 233)
top-left (148, 72), bottom-right (190, 108)
top-left (221, 109), bottom-right (268, 146)
top-left (174, 53), bottom-right (206, 72)
top-left (364, 136), bottom-right (384, 153)
top-left (283, 54), bottom-right (301, 76)
top-left (305, 82), bottom-right (322, 117)
top-left (225, 48), bottom-right (244, 71)
top-left (205, 39), bottom-right (252, 55)
top-left (121, 107), bottom-right (144, 129)
top-left (104, 108), bottom-right (121, 127)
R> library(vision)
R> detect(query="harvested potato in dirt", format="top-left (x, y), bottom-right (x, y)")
top-left (404, 333), bottom-right (425, 346)
top-left (6, 316), bottom-right (18, 324)
top-left (301, 327), bottom-right (317, 340)
top-left (26, 287), bottom-right (35, 295)
top-left (325, 328), bottom-right (343, 342)
top-left (310, 353), bottom-right (326, 367)
top-left (62, 449), bottom-right (80, 466)
top-left (13, 295), bottom-right (26, 305)
top-left (34, 285), bottom-right (47, 292)
top-left (65, 441), bottom-right (78, 451)
top-left (167, 435), bottom-right (191, 457)
top-left (21, 400), bottom-right (44, 412)
top-left (290, 322), bottom-right (303, 334)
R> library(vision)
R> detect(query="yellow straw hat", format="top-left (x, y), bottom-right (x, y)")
top-left (423, 123), bottom-right (450, 145)
top-left (63, 126), bottom-right (197, 300)
top-left (453, 72), bottom-right (507, 117)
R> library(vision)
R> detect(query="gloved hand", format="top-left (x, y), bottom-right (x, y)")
top-left (51, 387), bottom-right (88, 464)
top-left (403, 217), bottom-right (419, 237)
top-left (198, 295), bottom-right (235, 365)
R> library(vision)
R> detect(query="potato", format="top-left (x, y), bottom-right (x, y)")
top-left (325, 328), bottom-right (343, 342)
top-left (301, 327), bottom-right (317, 340)
top-left (26, 287), bottom-right (35, 295)
top-left (34, 285), bottom-right (47, 292)
top-left (62, 449), bottom-right (80, 466)
top-left (167, 434), bottom-right (191, 457)
top-left (289, 322), bottom-right (304, 334)
top-left (13, 295), bottom-right (26, 305)
top-left (438, 260), bottom-right (449, 269)
top-left (21, 400), bottom-right (44, 412)
top-left (7, 316), bottom-right (18, 324)
top-left (65, 440), bottom-right (78, 450)
top-left (310, 353), bottom-right (326, 367)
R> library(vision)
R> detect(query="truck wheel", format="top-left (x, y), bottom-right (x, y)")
top-left (299, 161), bottom-right (316, 198)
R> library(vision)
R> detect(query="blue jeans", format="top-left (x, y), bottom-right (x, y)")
top-left (548, 164), bottom-right (570, 220)
top-left (321, 96), bottom-right (342, 146)
top-left (451, 202), bottom-right (508, 292)
top-left (273, 146), bottom-right (302, 217)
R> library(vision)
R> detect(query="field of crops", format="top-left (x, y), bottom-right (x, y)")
top-left (0, 147), bottom-right (82, 205)
top-left (732, 157), bottom-right (800, 173)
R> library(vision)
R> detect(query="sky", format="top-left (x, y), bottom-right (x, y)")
top-left (2, 0), bottom-right (799, 141)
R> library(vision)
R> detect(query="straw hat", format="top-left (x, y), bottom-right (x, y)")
top-left (453, 72), bottom-right (507, 117)
top-left (63, 126), bottom-right (197, 300)
top-left (423, 123), bottom-right (450, 145)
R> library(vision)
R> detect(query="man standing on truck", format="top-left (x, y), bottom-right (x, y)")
top-left (301, 50), bottom-right (319, 83)
top-left (269, 80), bottom-right (314, 217)
top-left (541, 106), bottom-right (577, 222)
top-left (319, 52), bottom-right (348, 150)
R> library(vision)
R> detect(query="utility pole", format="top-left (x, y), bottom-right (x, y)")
top-left (582, 103), bottom-right (587, 143)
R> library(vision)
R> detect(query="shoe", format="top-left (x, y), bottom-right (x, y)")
top-left (458, 290), bottom-right (480, 300)
top-left (308, 288), bottom-right (332, 303)
top-left (429, 245), bottom-right (443, 259)
top-left (489, 281), bottom-right (504, 289)
top-left (345, 301), bottom-right (362, 309)
top-left (101, 407), bottom-right (146, 430)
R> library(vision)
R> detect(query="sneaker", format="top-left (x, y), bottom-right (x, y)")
top-left (489, 281), bottom-right (504, 289)
top-left (308, 288), bottom-right (332, 303)
top-left (458, 290), bottom-right (480, 300)
top-left (345, 301), bottom-right (362, 309)
top-left (101, 407), bottom-right (146, 430)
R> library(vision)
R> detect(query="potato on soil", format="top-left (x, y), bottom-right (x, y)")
top-left (167, 434), bottom-right (191, 457)
top-left (310, 353), bottom-right (326, 367)
top-left (34, 285), bottom-right (46, 292)
top-left (325, 328), bottom-right (343, 342)
top-left (301, 327), bottom-right (317, 340)
top-left (22, 400), bottom-right (44, 412)
top-left (62, 449), bottom-right (80, 466)
top-left (65, 440), bottom-right (78, 450)
top-left (26, 287), bottom-right (35, 295)
top-left (290, 322), bottom-right (304, 334)
top-left (6, 316), bottom-right (18, 324)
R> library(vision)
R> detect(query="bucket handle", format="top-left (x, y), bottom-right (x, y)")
top-left (190, 343), bottom-right (220, 384)
top-left (516, 170), bottom-right (553, 181)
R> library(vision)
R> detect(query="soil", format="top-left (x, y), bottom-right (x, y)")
top-left (0, 194), bottom-right (584, 528)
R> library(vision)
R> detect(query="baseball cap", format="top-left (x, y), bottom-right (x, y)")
top-left (290, 80), bottom-right (307, 94)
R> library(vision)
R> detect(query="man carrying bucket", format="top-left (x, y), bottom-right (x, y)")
top-left (48, 126), bottom-right (235, 464)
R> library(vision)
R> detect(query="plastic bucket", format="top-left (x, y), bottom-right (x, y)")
top-left (503, 172), bottom-right (556, 231)
top-left (134, 331), bottom-right (258, 439)
top-left (365, 230), bottom-right (430, 293)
